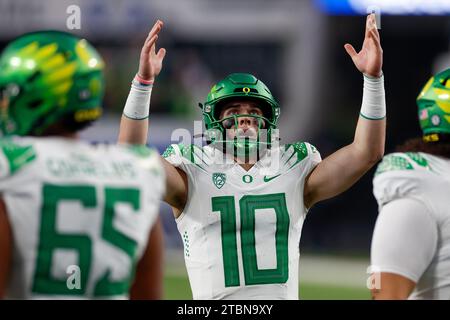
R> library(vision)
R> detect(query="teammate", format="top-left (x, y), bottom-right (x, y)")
top-left (119, 14), bottom-right (386, 299)
top-left (0, 31), bottom-right (165, 299)
top-left (370, 68), bottom-right (450, 300)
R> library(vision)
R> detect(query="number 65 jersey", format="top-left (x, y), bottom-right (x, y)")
top-left (163, 142), bottom-right (321, 300)
top-left (0, 137), bottom-right (165, 299)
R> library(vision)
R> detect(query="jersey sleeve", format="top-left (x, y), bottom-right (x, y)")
top-left (282, 141), bottom-right (322, 179)
top-left (126, 145), bottom-right (166, 200)
top-left (162, 143), bottom-right (206, 179)
top-left (0, 146), bottom-right (9, 179)
top-left (370, 198), bottom-right (437, 283)
top-left (305, 142), bottom-right (322, 173)
top-left (373, 152), bottom-right (431, 209)
top-left (0, 138), bottom-right (37, 183)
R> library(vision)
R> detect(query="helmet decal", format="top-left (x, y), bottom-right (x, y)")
top-left (417, 68), bottom-right (450, 139)
top-left (0, 31), bottom-right (105, 136)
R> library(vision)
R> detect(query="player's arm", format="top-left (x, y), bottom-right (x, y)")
top-left (0, 198), bottom-right (12, 299)
top-left (304, 14), bottom-right (385, 208)
top-left (372, 273), bottom-right (416, 300)
top-left (370, 198), bottom-right (437, 300)
top-left (117, 20), bottom-right (188, 212)
top-left (130, 217), bottom-right (164, 300)
top-left (118, 20), bottom-right (165, 145)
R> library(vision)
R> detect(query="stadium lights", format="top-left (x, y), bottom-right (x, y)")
top-left (315, 0), bottom-right (450, 15)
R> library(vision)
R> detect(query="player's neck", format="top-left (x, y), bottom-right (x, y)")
top-left (233, 154), bottom-right (259, 171)
top-left (62, 132), bottom-right (79, 139)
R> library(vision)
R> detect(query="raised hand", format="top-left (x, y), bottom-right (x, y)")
top-left (138, 20), bottom-right (166, 82)
top-left (344, 14), bottom-right (383, 78)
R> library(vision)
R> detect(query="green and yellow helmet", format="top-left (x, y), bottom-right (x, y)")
top-left (0, 30), bottom-right (104, 136)
top-left (417, 68), bottom-right (450, 141)
top-left (200, 73), bottom-right (280, 157)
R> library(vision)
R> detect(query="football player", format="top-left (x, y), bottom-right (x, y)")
top-left (0, 31), bottom-right (166, 299)
top-left (370, 68), bottom-right (450, 300)
top-left (119, 14), bottom-right (385, 299)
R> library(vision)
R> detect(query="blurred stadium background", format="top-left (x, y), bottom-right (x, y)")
top-left (1, 0), bottom-right (449, 299)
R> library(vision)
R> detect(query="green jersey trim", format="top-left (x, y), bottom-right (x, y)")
top-left (162, 144), bottom-right (207, 172)
top-left (125, 145), bottom-right (155, 158)
top-left (284, 142), bottom-right (309, 170)
top-left (0, 139), bottom-right (37, 175)
top-left (375, 152), bottom-right (430, 176)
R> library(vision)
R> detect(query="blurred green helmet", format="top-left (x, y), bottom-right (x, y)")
top-left (417, 68), bottom-right (450, 141)
top-left (0, 30), bottom-right (104, 136)
top-left (201, 73), bottom-right (280, 158)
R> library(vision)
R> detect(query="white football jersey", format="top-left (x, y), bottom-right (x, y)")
top-left (373, 152), bottom-right (450, 299)
top-left (163, 142), bottom-right (321, 299)
top-left (0, 137), bottom-right (165, 299)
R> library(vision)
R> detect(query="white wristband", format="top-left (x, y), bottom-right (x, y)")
top-left (123, 76), bottom-right (153, 120)
top-left (360, 73), bottom-right (386, 120)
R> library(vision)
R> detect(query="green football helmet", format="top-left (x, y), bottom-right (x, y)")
top-left (417, 68), bottom-right (450, 141)
top-left (201, 73), bottom-right (280, 158)
top-left (0, 30), bottom-right (104, 136)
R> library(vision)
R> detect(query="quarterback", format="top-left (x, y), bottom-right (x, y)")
top-left (0, 31), bottom-right (165, 299)
top-left (371, 68), bottom-right (450, 300)
top-left (119, 14), bottom-right (386, 299)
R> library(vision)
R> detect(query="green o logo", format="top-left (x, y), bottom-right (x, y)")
top-left (242, 175), bottom-right (253, 183)
top-left (243, 87), bottom-right (250, 94)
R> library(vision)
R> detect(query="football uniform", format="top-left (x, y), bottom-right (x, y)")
top-left (0, 137), bottom-right (165, 299)
top-left (163, 142), bottom-right (321, 299)
top-left (372, 152), bottom-right (450, 299)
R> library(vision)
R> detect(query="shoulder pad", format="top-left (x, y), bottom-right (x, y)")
top-left (0, 138), bottom-right (37, 177)
top-left (375, 152), bottom-right (430, 176)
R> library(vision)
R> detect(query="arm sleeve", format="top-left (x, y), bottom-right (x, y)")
top-left (370, 198), bottom-right (438, 283)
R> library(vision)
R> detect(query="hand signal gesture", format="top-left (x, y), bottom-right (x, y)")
top-left (344, 14), bottom-right (383, 78)
top-left (138, 20), bottom-right (166, 82)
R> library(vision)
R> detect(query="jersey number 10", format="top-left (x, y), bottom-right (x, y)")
top-left (212, 193), bottom-right (290, 287)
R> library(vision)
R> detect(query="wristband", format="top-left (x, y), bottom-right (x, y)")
top-left (123, 75), bottom-right (153, 120)
top-left (360, 73), bottom-right (386, 120)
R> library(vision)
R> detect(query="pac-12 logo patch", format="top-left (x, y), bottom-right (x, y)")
top-left (212, 172), bottom-right (226, 189)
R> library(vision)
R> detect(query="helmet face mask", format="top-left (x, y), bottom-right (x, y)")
top-left (0, 31), bottom-right (105, 137)
top-left (211, 113), bottom-right (271, 159)
top-left (417, 68), bottom-right (450, 140)
top-left (201, 73), bottom-right (280, 158)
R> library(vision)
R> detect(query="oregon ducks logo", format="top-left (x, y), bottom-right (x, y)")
top-left (212, 172), bottom-right (226, 189)
top-left (243, 87), bottom-right (250, 94)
